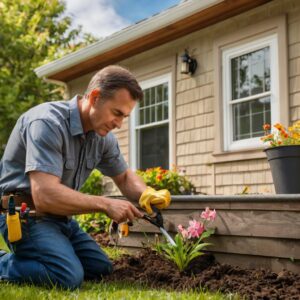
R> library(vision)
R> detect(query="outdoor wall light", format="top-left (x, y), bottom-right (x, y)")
top-left (180, 49), bottom-right (197, 75)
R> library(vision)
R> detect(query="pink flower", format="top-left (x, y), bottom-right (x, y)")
top-left (187, 220), bottom-right (204, 238)
top-left (178, 224), bottom-right (189, 239)
top-left (201, 207), bottom-right (217, 221)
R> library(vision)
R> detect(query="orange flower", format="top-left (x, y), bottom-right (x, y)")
top-left (274, 123), bottom-right (284, 131)
top-left (156, 174), bottom-right (162, 181)
top-left (263, 124), bottom-right (271, 130)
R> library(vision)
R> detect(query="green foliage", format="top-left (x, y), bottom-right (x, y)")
top-left (80, 169), bottom-right (104, 196)
top-left (76, 169), bottom-right (110, 234)
top-left (75, 212), bottom-right (111, 234)
top-left (0, 0), bottom-right (97, 155)
top-left (136, 167), bottom-right (196, 195)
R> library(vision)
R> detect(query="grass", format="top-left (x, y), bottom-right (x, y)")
top-left (0, 243), bottom-right (241, 299)
top-left (0, 281), bottom-right (240, 300)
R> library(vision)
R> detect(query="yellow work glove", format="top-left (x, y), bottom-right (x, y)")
top-left (139, 187), bottom-right (171, 215)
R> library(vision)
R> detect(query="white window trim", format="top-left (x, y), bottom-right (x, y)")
top-left (222, 34), bottom-right (279, 152)
top-left (130, 73), bottom-right (172, 170)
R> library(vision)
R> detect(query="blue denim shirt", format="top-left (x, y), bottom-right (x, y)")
top-left (0, 96), bottom-right (128, 195)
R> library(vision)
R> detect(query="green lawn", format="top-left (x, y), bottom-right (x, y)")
top-left (0, 281), bottom-right (240, 300)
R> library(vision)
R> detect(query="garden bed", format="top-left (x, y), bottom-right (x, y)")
top-left (104, 248), bottom-right (300, 299)
top-left (115, 195), bottom-right (300, 274)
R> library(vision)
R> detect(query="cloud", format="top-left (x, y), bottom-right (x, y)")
top-left (65, 0), bottom-right (131, 38)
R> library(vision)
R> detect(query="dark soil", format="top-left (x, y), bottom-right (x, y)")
top-left (104, 248), bottom-right (300, 300)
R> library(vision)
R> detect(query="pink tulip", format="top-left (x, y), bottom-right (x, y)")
top-left (187, 220), bottom-right (204, 238)
top-left (201, 207), bottom-right (217, 221)
top-left (178, 224), bottom-right (189, 239)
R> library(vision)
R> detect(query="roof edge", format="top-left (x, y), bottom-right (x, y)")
top-left (35, 0), bottom-right (222, 78)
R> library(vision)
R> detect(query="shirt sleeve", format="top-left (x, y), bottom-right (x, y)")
top-left (24, 119), bottom-right (64, 178)
top-left (97, 133), bottom-right (128, 177)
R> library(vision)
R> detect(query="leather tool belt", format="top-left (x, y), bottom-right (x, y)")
top-left (0, 193), bottom-right (71, 220)
top-left (1, 194), bottom-right (35, 211)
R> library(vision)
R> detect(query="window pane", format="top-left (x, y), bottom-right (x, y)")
top-left (141, 82), bottom-right (169, 126)
top-left (232, 96), bottom-right (271, 141)
top-left (139, 124), bottom-right (169, 170)
top-left (156, 104), bottom-right (163, 122)
top-left (231, 58), bottom-right (239, 99)
top-left (145, 107), bottom-right (150, 124)
top-left (151, 106), bottom-right (155, 123)
top-left (163, 83), bottom-right (168, 101)
top-left (264, 47), bottom-right (270, 92)
top-left (149, 87), bottom-right (155, 105)
top-left (231, 46), bottom-right (270, 100)
top-left (144, 89), bottom-right (149, 106)
top-left (252, 113), bottom-right (264, 137)
top-left (163, 101), bottom-right (168, 120)
top-left (139, 108), bottom-right (144, 125)
top-left (156, 85), bottom-right (163, 104)
top-left (239, 54), bottom-right (250, 98)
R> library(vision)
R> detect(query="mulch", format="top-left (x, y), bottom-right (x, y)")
top-left (104, 248), bottom-right (300, 300)
top-left (92, 232), bottom-right (300, 299)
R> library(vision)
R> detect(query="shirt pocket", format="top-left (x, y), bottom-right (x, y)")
top-left (86, 158), bottom-right (96, 170)
top-left (65, 158), bottom-right (75, 170)
top-left (61, 158), bottom-right (76, 187)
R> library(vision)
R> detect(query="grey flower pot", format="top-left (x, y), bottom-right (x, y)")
top-left (264, 145), bottom-right (300, 194)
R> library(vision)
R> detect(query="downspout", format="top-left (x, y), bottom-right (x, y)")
top-left (42, 77), bottom-right (70, 100)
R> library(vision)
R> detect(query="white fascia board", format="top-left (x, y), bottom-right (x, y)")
top-left (35, 0), bottom-right (222, 79)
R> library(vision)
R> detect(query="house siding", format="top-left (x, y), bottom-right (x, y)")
top-left (67, 0), bottom-right (300, 195)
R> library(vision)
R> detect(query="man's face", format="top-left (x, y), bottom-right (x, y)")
top-left (89, 88), bottom-right (136, 136)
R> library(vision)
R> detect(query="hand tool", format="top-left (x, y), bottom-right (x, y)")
top-left (142, 206), bottom-right (176, 246)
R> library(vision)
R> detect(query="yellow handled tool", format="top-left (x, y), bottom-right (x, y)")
top-left (6, 195), bottom-right (22, 243)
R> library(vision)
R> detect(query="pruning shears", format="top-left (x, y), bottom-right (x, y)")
top-left (109, 206), bottom-right (176, 246)
top-left (142, 206), bottom-right (176, 246)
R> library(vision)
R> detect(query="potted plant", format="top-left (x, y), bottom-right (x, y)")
top-left (261, 121), bottom-right (300, 193)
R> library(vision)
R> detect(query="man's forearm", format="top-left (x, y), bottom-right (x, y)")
top-left (113, 169), bottom-right (147, 202)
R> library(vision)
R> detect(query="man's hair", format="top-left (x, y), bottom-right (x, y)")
top-left (85, 65), bottom-right (143, 102)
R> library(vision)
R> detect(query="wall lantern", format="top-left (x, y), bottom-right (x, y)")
top-left (180, 49), bottom-right (197, 75)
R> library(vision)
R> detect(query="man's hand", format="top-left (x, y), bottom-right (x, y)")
top-left (139, 187), bottom-right (171, 214)
top-left (104, 198), bottom-right (143, 223)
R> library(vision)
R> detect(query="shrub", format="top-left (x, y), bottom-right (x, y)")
top-left (80, 169), bottom-right (104, 195)
top-left (76, 169), bottom-right (110, 234)
top-left (136, 167), bottom-right (196, 195)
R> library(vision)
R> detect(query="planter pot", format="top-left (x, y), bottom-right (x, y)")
top-left (264, 145), bottom-right (300, 194)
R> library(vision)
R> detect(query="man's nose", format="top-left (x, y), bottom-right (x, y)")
top-left (114, 117), bottom-right (123, 129)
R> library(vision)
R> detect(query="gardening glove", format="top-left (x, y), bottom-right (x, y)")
top-left (139, 187), bottom-right (171, 215)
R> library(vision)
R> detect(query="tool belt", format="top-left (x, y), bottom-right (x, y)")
top-left (0, 193), bottom-right (71, 219)
top-left (1, 194), bottom-right (35, 211)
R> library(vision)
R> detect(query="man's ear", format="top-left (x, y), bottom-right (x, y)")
top-left (88, 88), bottom-right (101, 106)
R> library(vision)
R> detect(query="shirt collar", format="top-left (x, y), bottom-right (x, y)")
top-left (69, 95), bottom-right (84, 136)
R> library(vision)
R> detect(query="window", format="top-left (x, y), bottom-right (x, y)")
top-left (130, 74), bottom-right (172, 170)
top-left (222, 34), bottom-right (279, 151)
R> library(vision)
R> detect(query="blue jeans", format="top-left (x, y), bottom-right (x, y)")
top-left (0, 214), bottom-right (112, 290)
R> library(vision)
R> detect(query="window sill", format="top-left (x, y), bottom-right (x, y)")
top-left (211, 147), bottom-right (267, 164)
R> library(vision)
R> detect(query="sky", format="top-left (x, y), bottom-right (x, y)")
top-left (65, 0), bottom-right (182, 39)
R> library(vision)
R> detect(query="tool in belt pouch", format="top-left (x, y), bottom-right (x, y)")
top-left (6, 195), bottom-right (22, 243)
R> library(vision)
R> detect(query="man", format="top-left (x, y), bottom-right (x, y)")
top-left (0, 65), bottom-right (170, 289)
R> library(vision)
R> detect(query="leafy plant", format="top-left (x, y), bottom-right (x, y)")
top-left (80, 169), bottom-right (104, 196)
top-left (136, 166), bottom-right (196, 195)
top-left (75, 213), bottom-right (111, 235)
top-left (155, 207), bottom-right (216, 272)
top-left (76, 169), bottom-right (110, 234)
top-left (261, 121), bottom-right (300, 147)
